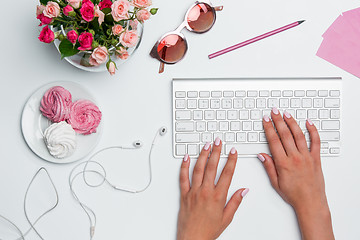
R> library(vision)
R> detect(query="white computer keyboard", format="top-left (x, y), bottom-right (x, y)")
top-left (172, 78), bottom-right (342, 158)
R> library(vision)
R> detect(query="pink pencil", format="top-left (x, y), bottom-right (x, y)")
top-left (208, 20), bottom-right (305, 59)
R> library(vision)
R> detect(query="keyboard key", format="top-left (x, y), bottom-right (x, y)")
top-left (187, 99), bottom-right (197, 109)
top-left (257, 98), bottom-right (266, 108)
top-left (199, 91), bottom-right (210, 98)
top-left (236, 132), bottom-right (246, 142)
top-left (235, 91), bottom-right (246, 97)
top-left (319, 109), bottom-right (330, 119)
top-left (283, 90), bottom-right (293, 97)
top-left (239, 110), bottom-right (249, 120)
top-left (244, 99), bottom-right (255, 108)
top-left (230, 122), bottom-right (241, 131)
top-left (222, 99), bottom-right (232, 109)
top-left (196, 122), bottom-right (206, 131)
top-left (210, 99), bottom-right (220, 109)
top-left (188, 91), bottom-right (198, 98)
top-left (318, 131), bottom-right (340, 141)
top-left (279, 99), bottom-right (289, 108)
top-left (204, 110), bottom-right (215, 120)
top-left (176, 111), bottom-right (191, 120)
top-left (212, 91), bottom-right (222, 98)
top-left (296, 110), bottom-right (307, 119)
top-left (220, 121), bottom-right (229, 131)
top-left (176, 122), bottom-right (194, 132)
top-left (248, 91), bottom-right (258, 97)
top-left (213, 133), bottom-right (223, 141)
top-left (321, 142), bottom-right (329, 149)
top-left (224, 91), bottom-right (234, 97)
top-left (199, 99), bottom-right (209, 109)
top-left (242, 121), bottom-right (252, 131)
top-left (193, 110), bottom-right (203, 120)
top-left (330, 109), bottom-right (340, 119)
top-left (271, 90), bottom-right (281, 97)
top-left (259, 132), bottom-right (267, 142)
top-left (313, 99), bottom-right (323, 108)
top-left (228, 110), bottom-right (238, 120)
top-left (313, 120), bottom-right (320, 129)
top-left (176, 133), bottom-right (200, 143)
top-left (324, 98), bottom-right (340, 108)
top-left (217, 110), bottom-right (226, 120)
top-left (253, 121), bottom-right (263, 131)
top-left (248, 132), bottom-right (258, 142)
top-left (307, 109), bottom-right (317, 119)
top-left (188, 144), bottom-right (198, 156)
top-left (322, 120), bottom-right (340, 130)
top-left (202, 133), bottom-right (212, 142)
top-left (233, 99), bottom-right (243, 109)
top-left (208, 121), bottom-right (218, 131)
top-left (318, 90), bottom-right (328, 97)
top-left (295, 90), bottom-right (305, 97)
top-left (225, 132), bottom-right (235, 142)
top-left (321, 149), bottom-right (329, 154)
top-left (259, 91), bottom-right (270, 97)
top-left (225, 143), bottom-right (270, 155)
top-left (175, 99), bottom-right (186, 109)
top-left (175, 91), bottom-right (186, 98)
top-left (299, 121), bottom-right (306, 130)
top-left (176, 144), bottom-right (186, 155)
top-left (302, 98), bottom-right (312, 108)
top-left (250, 110), bottom-right (262, 120)
top-left (330, 148), bottom-right (340, 154)
top-left (330, 90), bottom-right (340, 97)
top-left (290, 98), bottom-right (301, 108)
top-left (268, 98), bottom-right (278, 108)
top-left (307, 90), bottom-right (317, 97)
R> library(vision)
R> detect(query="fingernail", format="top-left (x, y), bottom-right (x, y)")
top-left (307, 119), bottom-right (314, 126)
top-left (183, 154), bottom-right (189, 162)
top-left (214, 137), bottom-right (221, 146)
top-left (284, 111), bottom-right (291, 119)
top-left (263, 115), bottom-right (270, 122)
top-left (230, 147), bottom-right (236, 155)
top-left (241, 188), bottom-right (250, 198)
top-left (272, 107), bottom-right (279, 115)
top-left (204, 142), bottom-right (211, 151)
top-left (257, 154), bottom-right (266, 163)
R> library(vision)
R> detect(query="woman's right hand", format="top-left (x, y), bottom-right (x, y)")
top-left (258, 107), bottom-right (335, 240)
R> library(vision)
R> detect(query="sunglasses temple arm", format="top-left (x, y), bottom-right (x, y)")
top-left (214, 6), bottom-right (223, 11)
top-left (159, 62), bottom-right (165, 74)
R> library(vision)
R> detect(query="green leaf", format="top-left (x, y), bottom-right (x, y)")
top-left (150, 8), bottom-right (159, 15)
top-left (102, 8), bottom-right (111, 15)
top-left (40, 0), bottom-right (50, 5)
top-left (59, 39), bottom-right (79, 59)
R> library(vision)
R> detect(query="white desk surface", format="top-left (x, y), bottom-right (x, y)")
top-left (1, 0), bottom-right (360, 239)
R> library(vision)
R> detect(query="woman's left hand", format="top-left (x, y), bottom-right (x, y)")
top-left (177, 138), bottom-right (249, 240)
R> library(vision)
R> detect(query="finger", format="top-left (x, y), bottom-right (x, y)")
top-left (222, 188), bottom-right (249, 228)
top-left (203, 137), bottom-right (222, 187)
top-left (216, 147), bottom-right (238, 193)
top-left (306, 119), bottom-right (321, 159)
top-left (257, 153), bottom-right (279, 191)
top-left (263, 115), bottom-right (287, 160)
top-left (271, 107), bottom-right (298, 155)
top-left (283, 111), bottom-right (309, 153)
top-left (191, 142), bottom-right (211, 188)
top-left (180, 154), bottom-right (190, 196)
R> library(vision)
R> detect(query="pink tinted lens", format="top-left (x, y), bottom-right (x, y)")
top-left (157, 34), bottom-right (187, 63)
top-left (187, 3), bottom-right (215, 32)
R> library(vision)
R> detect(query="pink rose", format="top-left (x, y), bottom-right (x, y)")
top-left (67, 0), bottom-right (81, 9)
top-left (37, 14), bottom-right (53, 26)
top-left (67, 30), bottom-right (78, 44)
top-left (120, 30), bottom-right (138, 48)
top-left (111, 0), bottom-right (130, 22)
top-left (129, 19), bottom-right (138, 30)
top-left (136, 9), bottom-right (150, 22)
top-left (78, 32), bottom-right (93, 50)
top-left (43, 1), bottom-right (60, 18)
top-left (80, 1), bottom-right (95, 22)
top-left (116, 47), bottom-right (129, 60)
top-left (67, 100), bottom-right (102, 135)
top-left (36, 5), bottom-right (45, 16)
top-left (132, 0), bottom-right (152, 8)
top-left (94, 5), bottom-right (105, 25)
top-left (108, 62), bottom-right (116, 75)
top-left (112, 24), bottom-right (124, 35)
top-left (89, 46), bottom-right (108, 66)
top-left (39, 26), bottom-right (55, 43)
top-left (63, 5), bottom-right (74, 16)
top-left (99, 0), bottom-right (113, 10)
top-left (40, 86), bottom-right (72, 122)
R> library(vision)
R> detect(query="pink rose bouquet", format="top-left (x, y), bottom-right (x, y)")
top-left (36, 0), bottom-right (158, 75)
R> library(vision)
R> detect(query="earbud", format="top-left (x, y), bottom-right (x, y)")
top-left (133, 140), bottom-right (143, 148)
top-left (159, 127), bottom-right (167, 136)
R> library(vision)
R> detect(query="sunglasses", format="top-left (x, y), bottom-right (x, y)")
top-left (150, 1), bottom-right (223, 73)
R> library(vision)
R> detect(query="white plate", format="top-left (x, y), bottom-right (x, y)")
top-left (21, 81), bottom-right (103, 164)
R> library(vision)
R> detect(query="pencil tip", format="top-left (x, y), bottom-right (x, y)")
top-left (298, 20), bottom-right (306, 24)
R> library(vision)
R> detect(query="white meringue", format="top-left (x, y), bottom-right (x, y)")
top-left (44, 121), bottom-right (77, 159)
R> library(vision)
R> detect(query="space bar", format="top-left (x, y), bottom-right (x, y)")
top-left (225, 143), bottom-right (270, 156)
